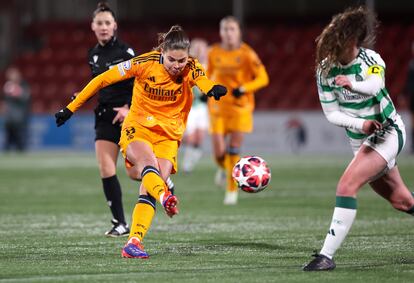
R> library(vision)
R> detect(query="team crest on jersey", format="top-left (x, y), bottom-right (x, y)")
top-left (192, 68), bottom-right (205, 80)
top-left (93, 55), bottom-right (98, 63)
top-left (125, 126), bottom-right (136, 140)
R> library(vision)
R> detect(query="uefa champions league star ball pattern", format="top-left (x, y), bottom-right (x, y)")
top-left (232, 156), bottom-right (271, 193)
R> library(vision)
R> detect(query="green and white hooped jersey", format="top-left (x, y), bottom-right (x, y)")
top-left (317, 48), bottom-right (397, 139)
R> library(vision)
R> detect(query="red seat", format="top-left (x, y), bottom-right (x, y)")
top-left (7, 21), bottom-right (413, 112)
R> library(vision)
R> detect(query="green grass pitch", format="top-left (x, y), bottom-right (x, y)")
top-left (0, 152), bottom-right (413, 282)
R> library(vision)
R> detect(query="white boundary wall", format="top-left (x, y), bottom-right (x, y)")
top-left (198, 111), bottom-right (412, 156)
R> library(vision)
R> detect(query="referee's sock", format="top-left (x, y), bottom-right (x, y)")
top-left (102, 175), bottom-right (126, 225)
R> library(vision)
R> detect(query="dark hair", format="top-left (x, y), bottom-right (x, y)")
top-left (93, 1), bottom-right (116, 20)
top-left (155, 25), bottom-right (190, 52)
top-left (315, 6), bottom-right (378, 73)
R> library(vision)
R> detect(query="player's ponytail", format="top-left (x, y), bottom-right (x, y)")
top-left (93, 1), bottom-right (116, 20)
top-left (156, 25), bottom-right (190, 52)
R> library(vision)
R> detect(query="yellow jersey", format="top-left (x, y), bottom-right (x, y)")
top-left (67, 51), bottom-right (215, 140)
top-left (207, 42), bottom-right (268, 115)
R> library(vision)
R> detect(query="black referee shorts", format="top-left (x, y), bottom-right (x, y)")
top-left (94, 105), bottom-right (122, 144)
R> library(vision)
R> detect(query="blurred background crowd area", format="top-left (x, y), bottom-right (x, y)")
top-left (1, 0), bottom-right (414, 113)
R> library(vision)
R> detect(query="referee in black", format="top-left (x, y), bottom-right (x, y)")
top-left (86, 2), bottom-right (134, 237)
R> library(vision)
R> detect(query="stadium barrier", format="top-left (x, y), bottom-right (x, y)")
top-left (0, 111), bottom-right (411, 154)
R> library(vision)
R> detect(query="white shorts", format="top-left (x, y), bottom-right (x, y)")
top-left (349, 115), bottom-right (406, 170)
top-left (185, 104), bottom-right (209, 135)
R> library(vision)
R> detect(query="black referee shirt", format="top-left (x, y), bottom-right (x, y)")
top-left (88, 37), bottom-right (135, 107)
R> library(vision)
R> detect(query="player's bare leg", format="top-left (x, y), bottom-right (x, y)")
top-left (304, 146), bottom-right (388, 271)
top-left (370, 166), bottom-right (414, 213)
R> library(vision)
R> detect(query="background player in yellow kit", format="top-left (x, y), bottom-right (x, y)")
top-left (55, 25), bottom-right (227, 258)
top-left (207, 16), bottom-right (269, 205)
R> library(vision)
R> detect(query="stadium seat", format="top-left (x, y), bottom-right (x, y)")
top-left (7, 21), bottom-right (413, 112)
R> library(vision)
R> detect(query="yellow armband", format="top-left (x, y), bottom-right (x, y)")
top-left (367, 65), bottom-right (384, 78)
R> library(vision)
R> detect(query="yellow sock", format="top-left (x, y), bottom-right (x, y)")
top-left (128, 195), bottom-right (156, 242)
top-left (141, 166), bottom-right (167, 203)
top-left (225, 153), bottom-right (240, 192)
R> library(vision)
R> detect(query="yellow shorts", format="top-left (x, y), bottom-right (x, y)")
top-left (209, 111), bottom-right (253, 135)
top-left (119, 121), bottom-right (179, 174)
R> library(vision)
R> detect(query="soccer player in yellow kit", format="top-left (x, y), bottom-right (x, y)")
top-left (208, 16), bottom-right (269, 204)
top-left (55, 25), bottom-right (227, 258)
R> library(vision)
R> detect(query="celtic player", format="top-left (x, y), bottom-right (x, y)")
top-left (303, 6), bottom-right (414, 271)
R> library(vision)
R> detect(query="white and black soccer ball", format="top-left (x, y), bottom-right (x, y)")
top-left (232, 156), bottom-right (271, 193)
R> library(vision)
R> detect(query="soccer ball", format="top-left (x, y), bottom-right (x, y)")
top-left (232, 156), bottom-right (271, 193)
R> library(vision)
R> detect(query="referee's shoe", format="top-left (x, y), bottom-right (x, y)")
top-left (105, 219), bottom-right (130, 237)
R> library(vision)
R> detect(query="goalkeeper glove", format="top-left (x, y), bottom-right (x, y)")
top-left (207, 85), bottom-right (227, 101)
top-left (55, 107), bottom-right (73, 127)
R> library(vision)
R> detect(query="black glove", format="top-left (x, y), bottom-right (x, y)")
top-left (199, 94), bottom-right (208, 103)
top-left (232, 88), bottom-right (244, 98)
top-left (55, 107), bottom-right (73, 127)
top-left (207, 85), bottom-right (227, 101)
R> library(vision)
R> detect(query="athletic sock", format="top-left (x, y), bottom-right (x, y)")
top-left (141, 166), bottom-right (168, 203)
top-left (224, 147), bottom-right (240, 192)
top-left (102, 175), bottom-right (126, 225)
top-left (128, 194), bottom-right (156, 241)
top-left (320, 196), bottom-right (357, 259)
top-left (166, 177), bottom-right (175, 195)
